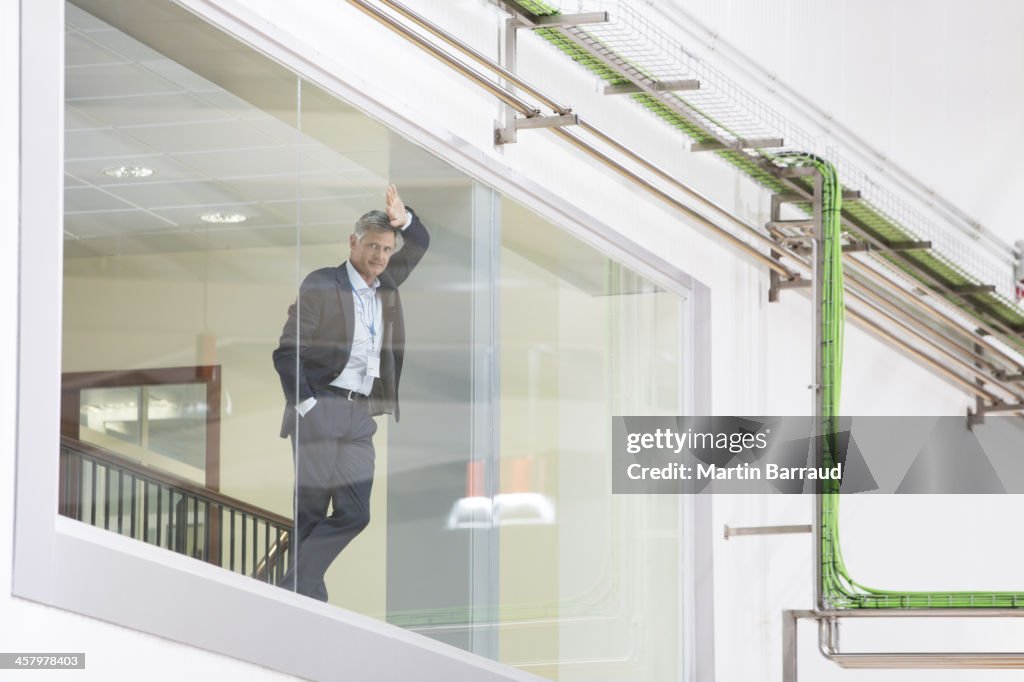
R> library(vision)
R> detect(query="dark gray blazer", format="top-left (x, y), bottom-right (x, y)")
top-left (272, 213), bottom-right (430, 437)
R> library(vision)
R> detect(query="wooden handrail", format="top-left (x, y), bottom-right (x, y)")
top-left (59, 435), bottom-right (292, 528)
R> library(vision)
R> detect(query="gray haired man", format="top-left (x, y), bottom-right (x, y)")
top-left (273, 184), bottom-right (430, 600)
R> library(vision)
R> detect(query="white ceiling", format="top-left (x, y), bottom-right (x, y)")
top-left (64, 2), bottom-right (458, 258)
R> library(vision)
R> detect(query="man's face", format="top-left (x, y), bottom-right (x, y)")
top-left (349, 228), bottom-right (397, 283)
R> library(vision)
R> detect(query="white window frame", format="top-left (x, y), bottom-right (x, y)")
top-left (13, 0), bottom-right (713, 679)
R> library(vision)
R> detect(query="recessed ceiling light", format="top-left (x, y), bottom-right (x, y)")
top-left (199, 212), bottom-right (248, 224)
top-left (101, 165), bottom-right (156, 179)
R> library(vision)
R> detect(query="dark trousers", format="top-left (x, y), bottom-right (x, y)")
top-left (279, 392), bottom-right (377, 601)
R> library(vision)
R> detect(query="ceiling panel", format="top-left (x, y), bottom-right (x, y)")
top-left (65, 62), bottom-right (181, 100)
top-left (65, 186), bottom-right (138, 212)
top-left (196, 92), bottom-right (286, 123)
top-left (65, 103), bottom-right (105, 131)
top-left (123, 119), bottom-right (283, 154)
top-left (66, 127), bottom-right (158, 160)
top-left (301, 146), bottom-right (386, 177)
top-left (65, 209), bottom-right (173, 238)
top-left (65, 4), bottom-right (114, 31)
top-left (217, 174), bottom-right (377, 203)
top-left (248, 197), bottom-right (368, 226)
top-left (150, 204), bottom-right (288, 230)
top-left (65, 154), bottom-right (207, 184)
top-left (105, 179), bottom-right (249, 209)
top-left (170, 146), bottom-right (329, 179)
top-left (71, 91), bottom-right (233, 128)
top-left (200, 225), bottom-right (315, 252)
top-left (65, 232), bottom-right (211, 259)
top-left (83, 25), bottom-right (168, 62)
top-left (63, 1), bottom-right (462, 258)
top-left (143, 59), bottom-right (221, 93)
top-left (65, 32), bottom-right (126, 67)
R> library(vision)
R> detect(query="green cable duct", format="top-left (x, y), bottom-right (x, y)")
top-left (505, 0), bottom-right (1024, 610)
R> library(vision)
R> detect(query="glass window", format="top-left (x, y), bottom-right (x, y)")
top-left (60, 1), bottom-right (696, 679)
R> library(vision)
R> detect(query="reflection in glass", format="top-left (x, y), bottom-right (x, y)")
top-left (145, 384), bottom-right (208, 467)
top-left (80, 386), bottom-right (141, 447)
top-left (61, 1), bottom-right (694, 679)
top-left (80, 383), bottom-right (207, 469)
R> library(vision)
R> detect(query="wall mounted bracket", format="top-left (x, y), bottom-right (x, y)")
top-left (495, 112), bottom-right (579, 145)
top-left (843, 240), bottom-right (932, 254)
top-left (968, 400), bottom-right (1024, 428)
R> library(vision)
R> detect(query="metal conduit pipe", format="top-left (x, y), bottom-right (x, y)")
top-left (846, 255), bottom-right (1024, 371)
top-left (833, 654), bottom-right (1024, 669)
top-left (845, 307), bottom-right (998, 400)
top-left (786, 610), bottom-right (1024, 675)
top-left (474, 0), bottom-right (1024, 362)
top-left (374, 0), bottom-right (1024, 374)
top-left (547, 126), bottom-right (793, 276)
top-left (375, 0), bottom-right (832, 277)
top-left (378, 0), bottom-right (568, 112)
top-left (843, 287), bottom-right (1017, 402)
top-left (374, 0), bottom-right (805, 278)
top-left (347, 0), bottom-right (542, 116)
top-left (845, 271), bottom-right (1011, 378)
top-left (347, 0), bottom-right (1024, 404)
top-left (553, 133), bottom-right (1021, 401)
top-left (844, 259), bottom-right (1024, 373)
top-left (575, 117), bottom-right (809, 265)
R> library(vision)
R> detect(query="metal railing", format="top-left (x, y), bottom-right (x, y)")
top-left (58, 436), bottom-right (292, 585)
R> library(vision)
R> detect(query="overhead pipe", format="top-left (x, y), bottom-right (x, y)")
top-left (345, 0), bottom-right (1024, 406)
top-left (371, 0), bottom-right (1024, 377)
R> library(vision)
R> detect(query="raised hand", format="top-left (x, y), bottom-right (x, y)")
top-left (385, 183), bottom-right (408, 228)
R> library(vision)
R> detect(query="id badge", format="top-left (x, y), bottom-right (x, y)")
top-left (367, 351), bottom-right (381, 378)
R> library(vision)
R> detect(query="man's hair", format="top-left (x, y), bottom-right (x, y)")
top-left (354, 210), bottom-right (403, 249)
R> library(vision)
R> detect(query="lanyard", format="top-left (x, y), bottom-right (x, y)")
top-left (354, 286), bottom-right (377, 340)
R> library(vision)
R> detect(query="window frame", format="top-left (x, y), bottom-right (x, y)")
top-left (13, 0), bottom-right (712, 679)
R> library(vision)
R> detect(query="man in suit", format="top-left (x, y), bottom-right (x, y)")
top-left (272, 184), bottom-right (429, 601)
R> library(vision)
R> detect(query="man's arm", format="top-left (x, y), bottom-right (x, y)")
top-left (385, 210), bottom-right (429, 287)
top-left (271, 270), bottom-right (325, 407)
top-left (383, 184), bottom-right (429, 287)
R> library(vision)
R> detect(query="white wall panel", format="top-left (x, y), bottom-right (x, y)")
top-left (665, 0), bottom-right (1024, 246)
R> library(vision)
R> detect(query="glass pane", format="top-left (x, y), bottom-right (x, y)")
top-left (290, 77), bottom-right (486, 638)
top-left (62, 0), bottom-right (300, 581)
top-left (79, 383), bottom-right (207, 474)
top-left (62, 3), bottom-right (694, 679)
top-left (80, 387), bottom-right (142, 447)
top-left (146, 383), bottom-right (207, 467)
top-left (498, 197), bottom-right (686, 681)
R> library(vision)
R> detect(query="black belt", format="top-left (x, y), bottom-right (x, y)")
top-left (324, 385), bottom-right (369, 401)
